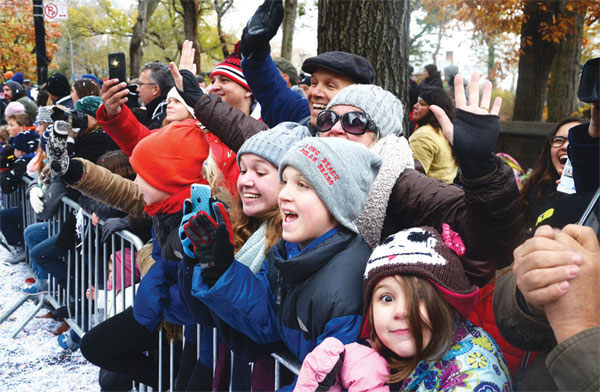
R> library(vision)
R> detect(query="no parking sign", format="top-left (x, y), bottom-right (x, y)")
top-left (43, 1), bottom-right (68, 21)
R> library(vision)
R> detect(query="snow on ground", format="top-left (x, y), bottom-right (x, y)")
top-left (0, 246), bottom-right (99, 391)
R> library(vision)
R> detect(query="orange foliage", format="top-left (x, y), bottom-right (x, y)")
top-left (0, 0), bottom-right (62, 82)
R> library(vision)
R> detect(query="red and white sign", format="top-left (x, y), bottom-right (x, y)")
top-left (43, 2), bottom-right (68, 21)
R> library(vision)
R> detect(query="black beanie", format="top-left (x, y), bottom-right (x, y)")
top-left (46, 73), bottom-right (71, 98)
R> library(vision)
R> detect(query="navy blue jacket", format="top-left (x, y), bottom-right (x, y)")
top-left (242, 55), bottom-right (310, 127)
top-left (192, 228), bottom-right (370, 369)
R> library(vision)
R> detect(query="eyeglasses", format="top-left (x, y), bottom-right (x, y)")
top-left (316, 110), bottom-right (377, 135)
top-left (550, 136), bottom-right (567, 148)
top-left (137, 82), bottom-right (157, 87)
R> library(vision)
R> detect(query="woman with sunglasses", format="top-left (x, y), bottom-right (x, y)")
top-left (316, 75), bottom-right (523, 286)
top-left (520, 118), bottom-right (584, 235)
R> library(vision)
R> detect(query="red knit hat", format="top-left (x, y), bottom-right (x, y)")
top-left (129, 119), bottom-right (210, 195)
top-left (360, 226), bottom-right (479, 338)
top-left (209, 41), bottom-right (250, 91)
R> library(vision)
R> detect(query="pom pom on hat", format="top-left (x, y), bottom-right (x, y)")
top-left (209, 41), bottom-right (250, 91)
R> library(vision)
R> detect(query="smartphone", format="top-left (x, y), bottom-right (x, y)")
top-left (578, 187), bottom-right (600, 241)
top-left (108, 52), bottom-right (127, 84)
top-left (191, 184), bottom-right (212, 215)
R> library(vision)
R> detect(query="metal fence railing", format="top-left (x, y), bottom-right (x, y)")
top-left (0, 176), bottom-right (302, 390)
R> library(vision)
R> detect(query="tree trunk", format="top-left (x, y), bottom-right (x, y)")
top-left (281, 0), bottom-right (298, 60)
top-left (129, 0), bottom-right (160, 79)
top-left (180, 0), bottom-right (201, 70)
top-left (213, 0), bottom-right (233, 58)
top-left (512, 1), bottom-right (561, 121)
top-left (318, 0), bottom-right (410, 133)
top-left (547, 6), bottom-right (584, 122)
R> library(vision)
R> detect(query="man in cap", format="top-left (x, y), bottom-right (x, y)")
top-left (240, 0), bottom-right (375, 131)
top-left (273, 56), bottom-right (307, 99)
top-left (46, 73), bottom-right (74, 108)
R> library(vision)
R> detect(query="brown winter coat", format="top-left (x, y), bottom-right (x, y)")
top-left (493, 271), bottom-right (600, 391)
top-left (193, 93), bottom-right (524, 286)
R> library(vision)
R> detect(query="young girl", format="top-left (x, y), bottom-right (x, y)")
top-left (185, 137), bottom-right (382, 389)
top-left (296, 226), bottom-right (511, 391)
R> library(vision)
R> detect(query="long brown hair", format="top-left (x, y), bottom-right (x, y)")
top-left (230, 194), bottom-right (282, 254)
top-left (368, 276), bottom-right (456, 383)
top-left (520, 118), bottom-right (584, 216)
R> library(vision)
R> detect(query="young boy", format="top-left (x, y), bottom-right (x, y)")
top-left (187, 137), bottom-right (382, 388)
top-left (5, 113), bottom-right (34, 137)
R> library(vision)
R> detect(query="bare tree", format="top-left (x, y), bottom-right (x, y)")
top-left (281, 0), bottom-right (298, 60)
top-left (180, 0), bottom-right (201, 69)
top-left (130, 0), bottom-right (160, 78)
top-left (213, 0), bottom-right (233, 57)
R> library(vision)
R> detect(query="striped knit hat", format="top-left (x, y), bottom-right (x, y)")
top-left (209, 41), bottom-right (249, 91)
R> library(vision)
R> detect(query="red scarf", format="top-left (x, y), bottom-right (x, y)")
top-left (144, 184), bottom-right (202, 216)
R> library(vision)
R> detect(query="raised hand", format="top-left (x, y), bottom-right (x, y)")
top-left (430, 73), bottom-right (502, 146)
top-left (168, 40), bottom-right (204, 108)
top-left (100, 79), bottom-right (129, 118)
top-left (241, 0), bottom-right (284, 59)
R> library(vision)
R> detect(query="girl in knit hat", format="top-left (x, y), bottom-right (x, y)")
top-left (296, 226), bottom-right (511, 391)
top-left (185, 137), bottom-right (382, 389)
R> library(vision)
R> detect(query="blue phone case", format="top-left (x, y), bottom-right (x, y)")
top-left (191, 184), bottom-right (212, 215)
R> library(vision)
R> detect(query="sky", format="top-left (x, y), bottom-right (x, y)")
top-left (117, 0), bottom-right (512, 89)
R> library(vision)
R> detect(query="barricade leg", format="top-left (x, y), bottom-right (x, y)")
top-left (0, 294), bottom-right (30, 325)
top-left (11, 293), bottom-right (46, 338)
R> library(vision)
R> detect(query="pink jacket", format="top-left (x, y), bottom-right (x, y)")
top-left (295, 337), bottom-right (389, 392)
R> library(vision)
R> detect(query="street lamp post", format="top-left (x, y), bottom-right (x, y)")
top-left (62, 24), bottom-right (75, 81)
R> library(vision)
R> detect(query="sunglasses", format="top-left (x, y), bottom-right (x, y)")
top-left (316, 110), bottom-right (377, 135)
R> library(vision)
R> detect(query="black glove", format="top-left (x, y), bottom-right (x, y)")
top-left (452, 109), bottom-right (499, 179)
top-left (183, 201), bottom-right (234, 288)
top-left (241, 0), bottom-right (284, 59)
top-left (100, 216), bottom-right (131, 243)
top-left (178, 70), bottom-right (205, 109)
top-left (0, 145), bottom-right (15, 169)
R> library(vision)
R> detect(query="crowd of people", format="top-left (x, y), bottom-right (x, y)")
top-left (0, 0), bottom-right (598, 391)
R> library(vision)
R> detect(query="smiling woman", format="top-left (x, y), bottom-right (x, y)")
top-left (520, 117), bottom-right (585, 233)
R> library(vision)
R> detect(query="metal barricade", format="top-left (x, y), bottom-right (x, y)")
top-left (1, 176), bottom-right (302, 390)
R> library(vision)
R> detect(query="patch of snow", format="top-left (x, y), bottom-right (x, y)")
top-left (0, 246), bottom-right (99, 391)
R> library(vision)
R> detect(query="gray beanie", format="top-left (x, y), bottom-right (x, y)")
top-left (237, 122), bottom-right (311, 168)
top-left (326, 84), bottom-right (404, 138)
top-left (279, 137), bottom-right (382, 233)
top-left (35, 106), bottom-right (54, 124)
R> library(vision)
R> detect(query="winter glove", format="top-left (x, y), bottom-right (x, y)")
top-left (29, 186), bottom-right (45, 213)
top-left (179, 198), bottom-right (200, 258)
top-left (296, 337), bottom-right (346, 392)
top-left (452, 109), bottom-right (499, 179)
top-left (100, 216), bottom-right (132, 243)
top-left (178, 70), bottom-right (204, 109)
top-left (183, 201), bottom-right (234, 288)
top-left (0, 144), bottom-right (15, 170)
top-left (47, 121), bottom-right (71, 176)
top-left (241, 0), bottom-right (284, 60)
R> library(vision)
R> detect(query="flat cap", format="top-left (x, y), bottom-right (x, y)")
top-left (301, 51), bottom-right (375, 84)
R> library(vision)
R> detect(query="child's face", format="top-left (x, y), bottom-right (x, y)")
top-left (6, 118), bottom-right (22, 137)
top-left (278, 166), bottom-right (337, 249)
top-left (14, 149), bottom-right (24, 159)
top-left (237, 154), bottom-right (280, 219)
top-left (372, 276), bottom-right (432, 358)
top-left (134, 174), bottom-right (170, 205)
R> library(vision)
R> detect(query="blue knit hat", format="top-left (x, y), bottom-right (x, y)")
top-left (12, 129), bottom-right (39, 153)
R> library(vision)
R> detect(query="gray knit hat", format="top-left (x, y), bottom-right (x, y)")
top-left (279, 137), bottom-right (382, 233)
top-left (326, 84), bottom-right (404, 138)
top-left (36, 106), bottom-right (54, 124)
top-left (237, 122), bottom-right (311, 168)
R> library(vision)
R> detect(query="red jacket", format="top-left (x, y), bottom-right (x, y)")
top-left (97, 104), bottom-right (238, 196)
top-left (469, 281), bottom-right (538, 376)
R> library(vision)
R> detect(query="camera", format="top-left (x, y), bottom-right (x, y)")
top-left (50, 106), bottom-right (89, 130)
top-left (578, 58), bottom-right (599, 104)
